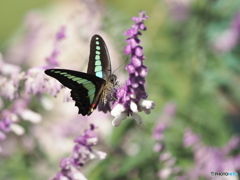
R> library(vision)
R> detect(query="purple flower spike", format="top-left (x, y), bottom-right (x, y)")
top-left (111, 11), bottom-right (155, 127)
top-left (51, 124), bottom-right (106, 180)
top-left (46, 26), bottom-right (66, 67)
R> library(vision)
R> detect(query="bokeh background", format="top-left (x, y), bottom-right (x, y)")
top-left (0, 0), bottom-right (240, 179)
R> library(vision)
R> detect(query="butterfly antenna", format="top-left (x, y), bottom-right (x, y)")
top-left (112, 57), bottom-right (129, 74)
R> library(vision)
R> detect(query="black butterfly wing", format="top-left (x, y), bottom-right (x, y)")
top-left (45, 69), bottom-right (106, 116)
top-left (88, 34), bottom-right (112, 79)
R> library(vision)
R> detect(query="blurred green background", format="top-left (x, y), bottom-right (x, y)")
top-left (0, 0), bottom-right (50, 44)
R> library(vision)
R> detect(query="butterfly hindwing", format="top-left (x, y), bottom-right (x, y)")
top-left (88, 34), bottom-right (112, 79)
top-left (45, 69), bottom-right (106, 115)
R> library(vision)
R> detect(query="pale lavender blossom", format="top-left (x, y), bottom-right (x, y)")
top-left (25, 67), bottom-right (62, 96)
top-left (213, 12), bottom-right (240, 53)
top-left (52, 158), bottom-right (87, 180)
top-left (0, 78), bottom-right (19, 100)
top-left (181, 129), bottom-right (240, 179)
top-left (152, 102), bottom-right (176, 143)
top-left (45, 26), bottom-right (66, 67)
top-left (111, 11), bottom-right (155, 127)
top-left (0, 131), bottom-right (6, 141)
top-left (152, 103), bottom-right (180, 179)
top-left (0, 54), bottom-right (21, 75)
top-left (0, 96), bottom-right (43, 143)
top-left (0, 110), bottom-right (13, 133)
top-left (51, 124), bottom-right (106, 180)
top-left (158, 153), bottom-right (180, 180)
top-left (163, 0), bottom-right (190, 21)
top-left (0, 54), bottom-right (22, 100)
top-left (183, 128), bottom-right (200, 147)
top-left (0, 26), bottom-right (65, 143)
top-left (24, 26), bottom-right (66, 96)
top-left (0, 26), bottom-right (66, 101)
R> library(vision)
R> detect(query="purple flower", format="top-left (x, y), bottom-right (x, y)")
top-left (52, 158), bottom-right (88, 180)
top-left (213, 12), bottom-right (240, 53)
top-left (0, 26), bottom-right (66, 145)
top-left (51, 124), bottom-right (106, 180)
top-left (152, 103), bottom-right (180, 179)
top-left (0, 55), bottom-right (22, 100)
top-left (111, 11), bottom-right (155, 127)
top-left (153, 123), bottom-right (166, 141)
top-left (163, 0), bottom-right (190, 22)
top-left (0, 96), bottom-right (43, 145)
top-left (0, 54), bottom-right (21, 75)
top-left (183, 128), bottom-right (200, 147)
top-left (0, 79), bottom-right (19, 100)
top-left (0, 111), bottom-right (13, 133)
top-left (222, 135), bottom-right (240, 154)
top-left (181, 129), bottom-right (240, 178)
top-left (0, 26), bottom-right (64, 100)
top-left (46, 26), bottom-right (66, 67)
top-left (25, 67), bottom-right (62, 96)
top-left (152, 102), bottom-right (176, 142)
top-left (0, 131), bottom-right (6, 141)
top-left (0, 109), bottom-right (22, 136)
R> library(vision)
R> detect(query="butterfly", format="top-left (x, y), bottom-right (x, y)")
top-left (45, 34), bottom-right (117, 116)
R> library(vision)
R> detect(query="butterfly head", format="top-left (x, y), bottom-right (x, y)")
top-left (108, 74), bottom-right (117, 86)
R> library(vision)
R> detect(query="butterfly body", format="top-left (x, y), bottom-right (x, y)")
top-left (45, 35), bottom-right (117, 116)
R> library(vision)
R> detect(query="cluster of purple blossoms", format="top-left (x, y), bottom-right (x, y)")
top-left (45, 26), bottom-right (66, 68)
top-left (0, 96), bottom-right (42, 144)
top-left (181, 129), bottom-right (240, 179)
top-left (51, 124), bottom-right (106, 180)
top-left (213, 12), bottom-right (240, 53)
top-left (111, 11), bottom-right (155, 127)
top-left (152, 103), bottom-right (180, 179)
top-left (25, 26), bottom-right (66, 96)
top-left (0, 26), bottom-right (66, 144)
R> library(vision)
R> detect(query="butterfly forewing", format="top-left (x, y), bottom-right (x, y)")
top-left (88, 34), bottom-right (112, 79)
top-left (45, 69), bottom-right (106, 115)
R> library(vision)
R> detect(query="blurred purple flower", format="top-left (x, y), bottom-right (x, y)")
top-left (231, 12), bottom-right (240, 34)
top-left (213, 12), bottom-right (240, 53)
top-left (0, 131), bottom-right (6, 141)
top-left (25, 67), bottom-right (62, 96)
top-left (222, 135), bottom-right (240, 154)
top-left (0, 54), bottom-right (21, 75)
top-left (46, 26), bottom-right (66, 67)
top-left (52, 158), bottom-right (88, 180)
top-left (51, 124), bottom-right (106, 180)
top-left (0, 54), bottom-right (22, 100)
top-left (0, 26), bottom-right (65, 144)
top-left (111, 11), bottom-right (155, 127)
top-left (163, 0), bottom-right (190, 21)
top-left (182, 129), bottom-right (240, 178)
top-left (153, 102), bottom-right (176, 143)
top-left (0, 96), bottom-right (42, 145)
top-left (0, 111), bottom-right (13, 133)
top-left (0, 26), bottom-right (65, 100)
top-left (0, 79), bottom-right (19, 100)
top-left (183, 128), bottom-right (200, 147)
top-left (152, 102), bottom-right (180, 179)
top-left (71, 124), bottom-right (98, 167)
top-left (153, 123), bottom-right (166, 142)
